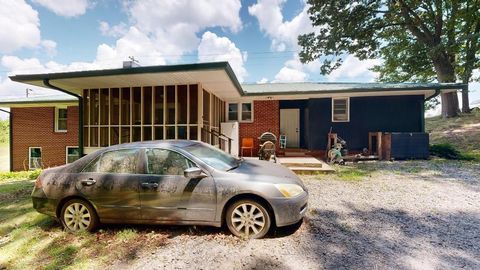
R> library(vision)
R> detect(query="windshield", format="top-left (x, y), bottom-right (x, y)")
top-left (184, 143), bottom-right (239, 171)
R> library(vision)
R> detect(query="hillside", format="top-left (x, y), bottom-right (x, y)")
top-left (426, 107), bottom-right (480, 159)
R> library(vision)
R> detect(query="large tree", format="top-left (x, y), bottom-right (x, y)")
top-left (299, 0), bottom-right (480, 117)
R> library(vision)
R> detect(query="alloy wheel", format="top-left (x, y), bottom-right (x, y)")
top-left (230, 203), bottom-right (266, 238)
top-left (63, 202), bottom-right (91, 231)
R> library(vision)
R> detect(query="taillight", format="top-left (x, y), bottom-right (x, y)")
top-left (34, 176), bottom-right (43, 189)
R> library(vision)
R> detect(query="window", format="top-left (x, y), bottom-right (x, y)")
top-left (146, 149), bottom-right (195, 175)
top-left (184, 143), bottom-right (237, 171)
top-left (228, 103), bottom-right (238, 121)
top-left (332, 97), bottom-right (349, 122)
top-left (85, 149), bottom-right (139, 174)
top-left (227, 102), bottom-right (253, 122)
top-left (29, 147), bottom-right (42, 170)
top-left (66, 147), bottom-right (80, 163)
top-left (55, 108), bottom-right (67, 132)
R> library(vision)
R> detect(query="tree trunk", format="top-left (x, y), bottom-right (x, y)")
top-left (461, 75), bottom-right (471, 113)
top-left (431, 52), bottom-right (459, 118)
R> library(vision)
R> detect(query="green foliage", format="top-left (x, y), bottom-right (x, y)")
top-left (0, 169), bottom-right (42, 181)
top-left (0, 119), bottom-right (8, 144)
top-left (429, 143), bottom-right (474, 160)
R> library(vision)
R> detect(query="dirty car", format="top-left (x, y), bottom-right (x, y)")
top-left (32, 140), bottom-right (308, 239)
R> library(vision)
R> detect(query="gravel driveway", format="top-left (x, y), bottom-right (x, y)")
top-left (113, 160), bottom-right (480, 270)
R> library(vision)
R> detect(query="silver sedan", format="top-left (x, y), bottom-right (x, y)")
top-left (32, 140), bottom-right (308, 239)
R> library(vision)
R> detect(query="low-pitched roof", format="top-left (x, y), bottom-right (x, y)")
top-left (0, 94), bottom-right (77, 107)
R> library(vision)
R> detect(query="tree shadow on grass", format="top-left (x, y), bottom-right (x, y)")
top-left (305, 204), bottom-right (480, 269)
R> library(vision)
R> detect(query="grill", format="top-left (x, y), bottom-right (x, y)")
top-left (258, 132), bottom-right (277, 162)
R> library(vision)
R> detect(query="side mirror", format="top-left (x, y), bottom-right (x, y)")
top-left (184, 167), bottom-right (207, 179)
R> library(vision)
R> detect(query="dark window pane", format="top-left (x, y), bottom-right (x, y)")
top-left (58, 120), bottom-right (67, 131)
top-left (143, 87), bottom-right (152, 125)
top-left (132, 127), bottom-right (141, 142)
top-left (100, 88), bottom-right (109, 125)
top-left (166, 126), bottom-right (175, 139)
top-left (132, 87), bottom-right (141, 125)
top-left (203, 90), bottom-right (210, 125)
top-left (143, 126), bottom-right (152, 141)
top-left (84, 127), bottom-right (89, 147)
top-left (189, 126), bottom-right (198, 140)
top-left (83, 89), bottom-right (89, 125)
top-left (177, 85), bottom-right (187, 124)
top-left (146, 149), bottom-right (194, 175)
top-left (154, 86), bottom-right (164, 124)
top-left (241, 103), bottom-right (252, 121)
top-left (67, 148), bottom-right (79, 163)
top-left (121, 127), bottom-right (130, 143)
top-left (90, 127), bottom-right (98, 147)
top-left (90, 89), bottom-right (99, 125)
top-left (166, 86), bottom-right (175, 124)
top-left (178, 126), bottom-right (187, 139)
top-left (100, 127), bottom-right (109, 147)
top-left (111, 88), bottom-right (120, 125)
top-left (110, 127), bottom-right (119, 145)
top-left (121, 88), bottom-right (130, 125)
top-left (189, 84), bottom-right (198, 124)
top-left (228, 104), bottom-right (238, 121)
top-left (98, 149), bottom-right (139, 174)
top-left (154, 127), bottom-right (163, 140)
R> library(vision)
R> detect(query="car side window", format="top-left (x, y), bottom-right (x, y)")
top-left (146, 149), bottom-right (195, 175)
top-left (84, 149), bottom-right (139, 174)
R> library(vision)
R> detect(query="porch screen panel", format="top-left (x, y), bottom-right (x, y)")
top-left (121, 127), bottom-right (130, 143)
top-left (132, 87), bottom-right (141, 126)
top-left (100, 127), bottom-right (108, 147)
top-left (177, 85), bottom-right (187, 124)
top-left (189, 85), bottom-right (198, 124)
top-left (110, 127), bottom-right (119, 145)
top-left (143, 87), bottom-right (152, 125)
top-left (154, 86), bottom-right (164, 125)
top-left (90, 89), bottom-right (99, 125)
top-left (100, 88), bottom-right (109, 125)
top-left (166, 86), bottom-right (175, 125)
top-left (121, 88), bottom-right (131, 125)
top-left (110, 88), bottom-right (120, 125)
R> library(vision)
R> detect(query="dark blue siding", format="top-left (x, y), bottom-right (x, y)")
top-left (306, 95), bottom-right (424, 151)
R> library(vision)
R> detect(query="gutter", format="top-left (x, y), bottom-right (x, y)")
top-left (0, 109), bottom-right (13, 172)
top-left (425, 89), bottom-right (441, 102)
top-left (42, 79), bottom-right (84, 157)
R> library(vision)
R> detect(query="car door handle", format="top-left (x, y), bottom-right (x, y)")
top-left (141, 182), bottom-right (159, 189)
top-left (81, 178), bottom-right (96, 186)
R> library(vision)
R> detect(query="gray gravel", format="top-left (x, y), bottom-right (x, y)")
top-left (113, 160), bottom-right (480, 270)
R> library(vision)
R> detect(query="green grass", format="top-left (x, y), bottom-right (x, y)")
top-left (0, 169), bottom-right (41, 182)
top-left (0, 179), bottom-right (169, 269)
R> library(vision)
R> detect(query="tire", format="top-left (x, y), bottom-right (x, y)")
top-left (60, 199), bottom-right (99, 232)
top-left (226, 199), bottom-right (271, 239)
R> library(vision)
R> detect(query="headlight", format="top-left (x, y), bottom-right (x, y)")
top-left (274, 184), bottom-right (304, 198)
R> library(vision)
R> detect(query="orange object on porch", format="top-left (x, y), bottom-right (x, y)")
top-left (241, 138), bottom-right (254, 157)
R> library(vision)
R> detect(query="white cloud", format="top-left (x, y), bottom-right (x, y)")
top-left (32, 0), bottom-right (90, 17)
top-left (0, 0), bottom-right (41, 53)
top-left (40, 40), bottom-right (57, 57)
top-left (327, 55), bottom-right (381, 82)
top-left (99, 21), bottom-right (128, 38)
top-left (257, 78), bottom-right (269, 84)
top-left (198, 31), bottom-right (247, 82)
top-left (248, 0), bottom-right (313, 51)
top-left (274, 66), bottom-right (307, 82)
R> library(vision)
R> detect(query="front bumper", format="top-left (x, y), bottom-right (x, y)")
top-left (269, 191), bottom-right (308, 227)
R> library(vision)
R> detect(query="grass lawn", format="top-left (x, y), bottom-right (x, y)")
top-left (0, 178), bottom-right (168, 270)
top-left (0, 144), bottom-right (9, 172)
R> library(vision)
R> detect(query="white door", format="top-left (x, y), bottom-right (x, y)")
top-left (280, 109), bottom-right (300, 148)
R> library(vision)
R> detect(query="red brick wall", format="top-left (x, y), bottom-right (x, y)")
top-left (11, 106), bottom-right (79, 171)
top-left (239, 100), bottom-right (280, 156)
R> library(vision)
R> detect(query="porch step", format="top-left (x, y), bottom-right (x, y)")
top-left (277, 157), bottom-right (335, 174)
top-left (288, 166), bottom-right (335, 174)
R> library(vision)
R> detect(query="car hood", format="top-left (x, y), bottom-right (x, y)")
top-left (225, 159), bottom-right (305, 188)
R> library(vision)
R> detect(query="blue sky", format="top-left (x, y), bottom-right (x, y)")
top-left (0, 0), bottom-right (478, 114)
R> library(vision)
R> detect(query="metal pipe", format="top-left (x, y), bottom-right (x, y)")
top-left (42, 79), bottom-right (84, 157)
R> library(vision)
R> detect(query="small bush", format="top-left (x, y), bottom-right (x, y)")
top-left (0, 169), bottom-right (42, 181)
top-left (429, 143), bottom-right (474, 161)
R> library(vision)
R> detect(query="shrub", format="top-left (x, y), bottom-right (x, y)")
top-left (0, 169), bottom-right (42, 181)
top-left (429, 143), bottom-right (474, 161)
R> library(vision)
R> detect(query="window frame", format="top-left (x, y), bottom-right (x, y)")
top-left (66, 146), bottom-right (80, 164)
top-left (144, 148), bottom-right (198, 176)
top-left (331, 97), bottom-right (350, 122)
top-left (55, 107), bottom-right (68, 132)
top-left (28, 147), bottom-right (42, 170)
top-left (226, 101), bottom-right (254, 123)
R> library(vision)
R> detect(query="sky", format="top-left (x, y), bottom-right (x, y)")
top-left (0, 0), bottom-right (479, 118)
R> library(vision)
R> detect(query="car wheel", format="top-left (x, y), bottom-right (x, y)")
top-left (60, 199), bottom-right (98, 232)
top-left (226, 199), bottom-right (271, 239)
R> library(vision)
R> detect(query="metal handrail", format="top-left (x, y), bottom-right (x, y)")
top-left (201, 128), bottom-right (233, 154)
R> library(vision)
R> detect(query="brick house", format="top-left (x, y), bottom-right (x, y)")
top-left (0, 62), bottom-right (465, 171)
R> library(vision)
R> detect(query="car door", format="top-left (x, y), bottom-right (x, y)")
top-left (139, 148), bottom-right (216, 222)
top-left (76, 148), bottom-right (141, 221)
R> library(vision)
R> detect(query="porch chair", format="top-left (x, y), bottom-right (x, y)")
top-left (241, 137), bottom-right (254, 157)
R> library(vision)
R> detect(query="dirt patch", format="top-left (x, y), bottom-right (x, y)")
top-left (115, 161), bottom-right (480, 269)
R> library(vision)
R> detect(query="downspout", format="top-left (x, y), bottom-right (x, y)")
top-left (43, 79), bottom-right (84, 157)
top-left (0, 109), bottom-right (12, 172)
